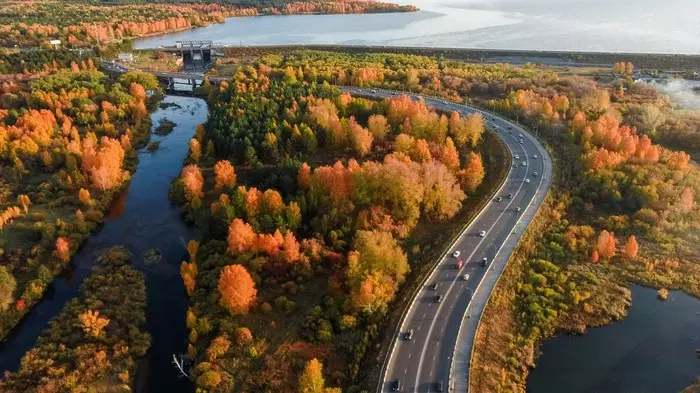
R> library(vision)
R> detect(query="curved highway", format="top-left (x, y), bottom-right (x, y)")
top-left (341, 87), bottom-right (552, 393)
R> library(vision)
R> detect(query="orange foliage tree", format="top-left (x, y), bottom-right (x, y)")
top-left (78, 310), bottom-right (110, 337)
top-left (218, 264), bottom-right (257, 315)
top-left (458, 152), bottom-right (485, 192)
top-left (214, 160), bottom-right (236, 189)
top-left (181, 164), bottom-right (204, 202)
top-left (55, 237), bottom-right (70, 262)
top-left (227, 218), bottom-right (257, 254)
top-left (597, 230), bottom-right (616, 259)
top-left (624, 235), bottom-right (639, 259)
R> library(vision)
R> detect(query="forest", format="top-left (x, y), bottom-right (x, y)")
top-left (0, 246), bottom-right (151, 392)
top-left (169, 66), bottom-right (490, 392)
top-left (201, 49), bottom-right (700, 392)
top-left (0, 0), bottom-right (416, 48)
top-left (0, 64), bottom-right (160, 343)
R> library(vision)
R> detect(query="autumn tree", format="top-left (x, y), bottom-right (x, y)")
top-left (624, 235), bottom-right (639, 259)
top-left (235, 327), bottom-right (253, 347)
top-left (458, 152), bottom-right (485, 192)
top-left (207, 335), bottom-right (231, 362)
top-left (218, 264), bottom-right (257, 315)
top-left (591, 250), bottom-right (600, 263)
top-left (78, 188), bottom-right (91, 205)
top-left (0, 266), bottom-right (16, 311)
top-left (214, 160), bottom-right (236, 189)
top-left (227, 218), bottom-right (257, 254)
top-left (439, 137), bottom-right (460, 170)
top-left (348, 116), bottom-right (373, 156)
top-left (55, 237), bottom-right (70, 262)
top-left (298, 162), bottom-right (312, 189)
top-left (181, 164), bottom-right (203, 202)
top-left (181, 261), bottom-right (198, 296)
top-left (421, 160), bottom-right (466, 220)
top-left (78, 310), bottom-right (110, 337)
top-left (299, 358), bottom-right (325, 393)
top-left (17, 194), bottom-right (30, 214)
top-left (597, 230), bottom-right (616, 259)
top-left (367, 114), bottom-right (389, 140)
top-left (197, 371), bottom-right (222, 390)
top-left (189, 138), bottom-right (201, 162)
top-left (348, 230), bottom-right (409, 313)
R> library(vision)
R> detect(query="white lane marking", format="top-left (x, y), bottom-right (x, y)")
top-left (413, 102), bottom-right (530, 392)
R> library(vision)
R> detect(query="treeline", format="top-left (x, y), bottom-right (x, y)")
top-left (0, 247), bottom-right (151, 392)
top-left (170, 68), bottom-right (486, 392)
top-left (0, 49), bottom-right (102, 75)
top-left (0, 0), bottom-right (416, 48)
top-left (0, 69), bottom-right (159, 341)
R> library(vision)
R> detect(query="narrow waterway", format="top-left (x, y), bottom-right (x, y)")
top-left (0, 96), bottom-right (208, 393)
top-left (527, 285), bottom-right (700, 393)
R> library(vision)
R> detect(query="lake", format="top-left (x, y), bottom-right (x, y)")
top-left (135, 0), bottom-right (700, 54)
top-left (527, 285), bottom-right (700, 393)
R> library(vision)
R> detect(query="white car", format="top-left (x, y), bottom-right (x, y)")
top-left (479, 230), bottom-right (486, 237)
top-left (522, 161), bottom-right (526, 166)
top-left (519, 139), bottom-right (524, 144)
top-left (533, 172), bottom-right (538, 177)
top-left (462, 274), bottom-right (470, 281)
top-left (453, 250), bottom-right (461, 258)
top-left (515, 155), bottom-right (520, 159)
top-left (533, 154), bottom-right (538, 159)
top-left (518, 133), bottom-right (523, 138)
top-left (525, 178), bottom-right (531, 183)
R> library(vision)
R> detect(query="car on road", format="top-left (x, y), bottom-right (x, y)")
top-left (497, 196), bottom-right (502, 202)
top-left (522, 161), bottom-right (527, 166)
top-left (525, 178), bottom-right (530, 183)
top-left (436, 380), bottom-right (444, 392)
top-left (405, 329), bottom-right (414, 340)
top-left (456, 259), bottom-right (463, 269)
top-left (508, 125), bottom-right (513, 129)
top-left (392, 379), bottom-right (401, 391)
top-left (518, 133), bottom-right (523, 138)
top-left (515, 154), bottom-right (520, 159)
top-left (533, 154), bottom-right (538, 159)
top-left (370, 89), bottom-right (377, 93)
top-left (508, 193), bottom-right (513, 199)
top-left (533, 172), bottom-right (538, 177)
top-left (516, 207), bottom-right (521, 212)
top-left (479, 230), bottom-right (486, 237)
top-left (435, 295), bottom-right (442, 303)
top-left (462, 274), bottom-right (470, 281)
top-left (513, 163), bottom-right (518, 168)
top-left (520, 139), bottom-right (524, 144)
top-left (452, 250), bottom-right (461, 258)
top-left (430, 282), bottom-right (438, 290)
top-left (482, 257), bottom-right (488, 267)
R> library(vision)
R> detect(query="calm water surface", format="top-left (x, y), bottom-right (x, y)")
top-left (0, 96), bottom-right (208, 393)
top-left (527, 285), bottom-right (700, 393)
top-left (135, 0), bottom-right (700, 53)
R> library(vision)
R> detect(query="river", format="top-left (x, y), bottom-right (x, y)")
top-left (0, 96), bottom-right (208, 393)
top-left (527, 285), bottom-right (700, 393)
top-left (134, 0), bottom-right (700, 54)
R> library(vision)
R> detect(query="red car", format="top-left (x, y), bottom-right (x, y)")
top-left (455, 259), bottom-right (463, 269)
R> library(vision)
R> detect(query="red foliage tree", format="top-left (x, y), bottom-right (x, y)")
top-left (624, 235), bottom-right (639, 259)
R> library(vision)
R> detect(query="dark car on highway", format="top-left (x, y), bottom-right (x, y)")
top-left (392, 379), bottom-right (401, 391)
top-left (435, 294), bottom-right (442, 303)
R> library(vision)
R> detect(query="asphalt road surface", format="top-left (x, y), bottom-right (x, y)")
top-left (341, 87), bottom-right (552, 393)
